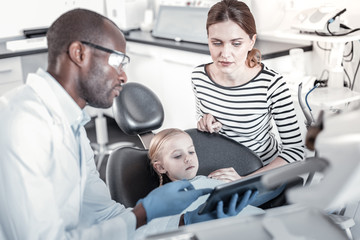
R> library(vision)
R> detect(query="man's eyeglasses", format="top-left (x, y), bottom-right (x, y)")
top-left (81, 41), bottom-right (130, 74)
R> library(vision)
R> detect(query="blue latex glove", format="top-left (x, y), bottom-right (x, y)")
top-left (138, 179), bottom-right (212, 222)
top-left (184, 189), bottom-right (259, 225)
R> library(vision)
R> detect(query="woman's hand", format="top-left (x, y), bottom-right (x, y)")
top-left (208, 167), bottom-right (242, 183)
top-left (197, 114), bottom-right (222, 133)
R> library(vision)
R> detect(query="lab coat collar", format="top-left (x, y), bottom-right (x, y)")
top-left (26, 69), bottom-right (90, 162)
top-left (29, 68), bottom-right (90, 131)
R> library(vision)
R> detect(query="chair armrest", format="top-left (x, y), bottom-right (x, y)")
top-left (261, 157), bottom-right (329, 189)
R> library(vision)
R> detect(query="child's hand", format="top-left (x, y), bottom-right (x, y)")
top-left (208, 167), bottom-right (242, 183)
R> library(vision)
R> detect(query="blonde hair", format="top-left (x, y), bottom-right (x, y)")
top-left (148, 128), bottom-right (190, 186)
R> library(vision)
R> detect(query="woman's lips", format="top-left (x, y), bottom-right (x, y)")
top-left (219, 61), bottom-right (232, 67)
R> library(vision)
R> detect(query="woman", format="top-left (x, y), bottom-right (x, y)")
top-left (191, 0), bottom-right (305, 182)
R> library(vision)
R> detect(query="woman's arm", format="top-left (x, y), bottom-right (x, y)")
top-left (246, 157), bottom-right (287, 176)
top-left (208, 157), bottom-right (288, 182)
top-left (269, 75), bottom-right (305, 163)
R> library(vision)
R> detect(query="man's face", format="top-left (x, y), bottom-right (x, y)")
top-left (79, 52), bottom-right (124, 108)
top-left (79, 22), bottom-right (128, 108)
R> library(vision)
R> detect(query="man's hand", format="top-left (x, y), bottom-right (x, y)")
top-left (183, 190), bottom-right (258, 225)
top-left (137, 180), bottom-right (212, 223)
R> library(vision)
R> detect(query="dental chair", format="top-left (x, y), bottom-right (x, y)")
top-left (106, 82), bottom-right (265, 207)
top-left (106, 129), bottom-right (265, 208)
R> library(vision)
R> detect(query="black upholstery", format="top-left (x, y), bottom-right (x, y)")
top-left (112, 82), bottom-right (164, 136)
top-left (185, 128), bottom-right (263, 176)
top-left (106, 129), bottom-right (264, 207)
top-left (106, 147), bottom-right (159, 208)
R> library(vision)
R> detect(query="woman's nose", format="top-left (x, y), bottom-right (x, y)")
top-left (221, 44), bottom-right (231, 59)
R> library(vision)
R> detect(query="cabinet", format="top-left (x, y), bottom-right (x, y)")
top-left (0, 57), bottom-right (23, 96)
top-left (21, 52), bottom-right (48, 80)
top-left (0, 52), bottom-right (48, 96)
top-left (126, 41), bottom-right (212, 130)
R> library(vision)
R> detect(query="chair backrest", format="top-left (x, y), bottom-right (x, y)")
top-left (106, 128), bottom-right (264, 207)
top-left (185, 128), bottom-right (263, 176)
top-left (106, 147), bottom-right (159, 208)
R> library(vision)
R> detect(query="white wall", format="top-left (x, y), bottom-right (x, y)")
top-left (3, 0), bottom-right (357, 39)
top-left (0, 0), bottom-right (104, 39)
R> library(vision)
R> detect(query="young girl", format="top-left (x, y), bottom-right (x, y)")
top-left (148, 128), bottom-right (264, 215)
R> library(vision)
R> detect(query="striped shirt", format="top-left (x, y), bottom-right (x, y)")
top-left (191, 63), bottom-right (304, 165)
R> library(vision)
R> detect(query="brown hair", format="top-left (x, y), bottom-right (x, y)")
top-left (206, 0), bottom-right (261, 67)
top-left (148, 128), bottom-right (189, 186)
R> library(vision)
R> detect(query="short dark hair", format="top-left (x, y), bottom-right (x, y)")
top-left (207, 0), bottom-right (261, 67)
top-left (46, 8), bottom-right (110, 66)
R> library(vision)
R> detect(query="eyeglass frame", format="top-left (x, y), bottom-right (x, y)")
top-left (80, 41), bottom-right (130, 74)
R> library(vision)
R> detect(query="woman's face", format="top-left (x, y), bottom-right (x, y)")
top-left (153, 133), bottom-right (199, 182)
top-left (208, 20), bottom-right (256, 74)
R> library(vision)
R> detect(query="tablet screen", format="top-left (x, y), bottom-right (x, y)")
top-left (198, 173), bottom-right (268, 214)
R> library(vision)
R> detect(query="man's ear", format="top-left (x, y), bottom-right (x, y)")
top-left (67, 41), bottom-right (87, 67)
top-left (153, 162), bottom-right (166, 174)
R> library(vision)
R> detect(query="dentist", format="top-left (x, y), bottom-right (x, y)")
top-left (0, 9), bottom-right (212, 240)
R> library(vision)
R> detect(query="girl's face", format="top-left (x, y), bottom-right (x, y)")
top-left (153, 133), bottom-right (199, 182)
top-left (208, 20), bottom-right (256, 74)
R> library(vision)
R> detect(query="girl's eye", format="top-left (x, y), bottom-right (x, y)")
top-left (189, 151), bottom-right (195, 155)
top-left (174, 155), bottom-right (182, 159)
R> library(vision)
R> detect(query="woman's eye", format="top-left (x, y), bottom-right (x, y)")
top-left (233, 42), bottom-right (241, 47)
top-left (212, 42), bottom-right (222, 46)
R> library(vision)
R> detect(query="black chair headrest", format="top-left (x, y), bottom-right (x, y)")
top-left (113, 82), bottom-right (164, 135)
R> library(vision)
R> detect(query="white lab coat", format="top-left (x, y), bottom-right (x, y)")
top-left (0, 69), bottom-right (137, 239)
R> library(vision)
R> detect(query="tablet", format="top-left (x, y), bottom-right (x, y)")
top-left (198, 173), bottom-right (270, 215)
